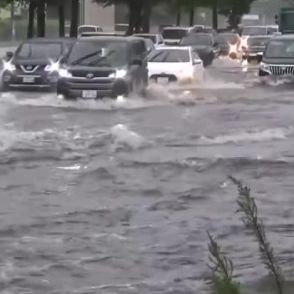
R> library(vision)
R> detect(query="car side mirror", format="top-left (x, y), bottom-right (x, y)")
top-left (131, 59), bottom-right (142, 66)
top-left (6, 51), bottom-right (13, 60)
top-left (193, 59), bottom-right (202, 65)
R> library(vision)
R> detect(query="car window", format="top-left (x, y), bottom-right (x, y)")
top-left (67, 40), bottom-right (128, 67)
top-left (162, 29), bottom-right (188, 39)
top-left (216, 34), bottom-right (239, 44)
top-left (265, 40), bottom-right (294, 58)
top-left (180, 35), bottom-right (213, 46)
top-left (247, 37), bottom-right (270, 46)
top-left (242, 27), bottom-right (267, 36)
top-left (16, 42), bottom-right (63, 59)
top-left (148, 49), bottom-right (190, 62)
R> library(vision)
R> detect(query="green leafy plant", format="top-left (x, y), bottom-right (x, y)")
top-left (229, 176), bottom-right (284, 294)
top-left (207, 232), bottom-right (241, 294)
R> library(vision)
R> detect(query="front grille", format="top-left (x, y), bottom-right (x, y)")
top-left (70, 70), bottom-right (115, 78)
top-left (269, 65), bottom-right (294, 76)
top-left (17, 64), bottom-right (45, 73)
top-left (64, 80), bottom-right (113, 90)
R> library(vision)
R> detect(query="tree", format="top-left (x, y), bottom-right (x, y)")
top-left (218, 0), bottom-right (256, 28)
top-left (70, 0), bottom-right (79, 37)
top-left (27, 0), bottom-right (36, 38)
top-left (37, 0), bottom-right (46, 37)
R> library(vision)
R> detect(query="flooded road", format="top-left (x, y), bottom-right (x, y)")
top-left (0, 58), bottom-right (293, 294)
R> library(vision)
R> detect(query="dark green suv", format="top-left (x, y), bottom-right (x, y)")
top-left (57, 36), bottom-right (149, 100)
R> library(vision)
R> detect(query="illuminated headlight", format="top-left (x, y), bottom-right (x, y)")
top-left (109, 69), bottom-right (127, 78)
top-left (260, 62), bottom-right (271, 73)
top-left (3, 61), bottom-right (16, 72)
top-left (45, 61), bottom-right (59, 72)
top-left (58, 68), bottom-right (72, 78)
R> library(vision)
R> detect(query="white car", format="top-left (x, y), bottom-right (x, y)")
top-left (148, 46), bottom-right (204, 85)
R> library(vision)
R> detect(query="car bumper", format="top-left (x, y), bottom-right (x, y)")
top-left (2, 70), bottom-right (58, 90)
top-left (57, 77), bottom-right (130, 99)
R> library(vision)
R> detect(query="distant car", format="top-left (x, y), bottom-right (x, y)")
top-left (147, 46), bottom-right (204, 84)
top-left (259, 35), bottom-right (294, 80)
top-left (179, 34), bottom-right (219, 67)
top-left (243, 35), bottom-right (272, 63)
top-left (78, 25), bottom-right (103, 36)
top-left (57, 36), bottom-right (149, 100)
top-left (240, 25), bottom-right (279, 49)
top-left (215, 32), bottom-right (241, 56)
top-left (162, 26), bottom-right (191, 45)
top-left (79, 32), bottom-right (125, 38)
top-left (1, 38), bottom-right (75, 91)
top-left (132, 33), bottom-right (164, 47)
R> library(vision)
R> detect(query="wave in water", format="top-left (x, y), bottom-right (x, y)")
top-left (110, 124), bottom-right (148, 151)
top-left (199, 128), bottom-right (290, 145)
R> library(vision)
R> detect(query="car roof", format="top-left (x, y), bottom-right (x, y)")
top-left (163, 26), bottom-right (190, 30)
top-left (79, 32), bottom-right (124, 37)
top-left (24, 37), bottom-right (76, 43)
top-left (133, 33), bottom-right (159, 37)
top-left (79, 24), bottom-right (101, 28)
top-left (76, 36), bottom-right (145, 42)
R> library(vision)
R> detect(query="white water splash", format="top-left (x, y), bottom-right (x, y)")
top-left (200, 128), bottom-right (290, 145)
top-left (110, 124), bottom-right (146, 151)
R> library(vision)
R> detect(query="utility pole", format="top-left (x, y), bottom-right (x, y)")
top-left (11, 0), bottom-right (16, 41)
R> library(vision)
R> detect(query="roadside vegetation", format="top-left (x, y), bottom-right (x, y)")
top-left (207, 177), bottom-right (285, 294)
top-left (0, 0), bottom-right (256, 39)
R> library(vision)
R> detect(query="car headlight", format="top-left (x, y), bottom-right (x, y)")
top-left (45, 61), bottom-right (59, 72)
top-left (109, 69), bottom-right (127, 78)
top-left (58, 68), bottom-right (72, 78)
top-left (3, 61), bottom-right (16, 72)
top-left (260, 62), bottom-right (271, 73)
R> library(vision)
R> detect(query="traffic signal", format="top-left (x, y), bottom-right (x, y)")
top-left (275, 14), bottom-right (279, 25)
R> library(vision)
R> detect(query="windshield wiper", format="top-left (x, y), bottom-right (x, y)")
top-left (71, 49), bottom-right (102, 65)
top-left (88, 50), bottom-right (116, 66)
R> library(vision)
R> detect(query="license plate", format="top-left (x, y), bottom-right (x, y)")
top-left (23, 76), bottom-right (35, 83)
top-left (157, 77), bottom-right (169, 84)
top-left (82, 90), bottom-right (97, 99)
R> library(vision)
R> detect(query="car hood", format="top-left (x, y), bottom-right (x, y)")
top-left (262, 57), bottom-right (294, 65)
top-left (148, 62), bottom-right (191, 73)
top-left (12, 58), bottom-right (58, 65)
top-left (191, 45), bottom-right (212, 51)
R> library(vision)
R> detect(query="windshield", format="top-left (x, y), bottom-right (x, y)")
top-left (242, 27), bottom-right (267, 36)
top-left (162, 29), bottom-right (188, 39)
top-left (16, 42), bottom-right (63, 59)
top-left (67, 40), bottom-right (128, 67)
top-left (148, 49), bottom-right (190, 62)
top-left (216, 34), bottom-right (239, 44)
top-left (248, 37), bottom-right (270, 46)
top-left (78, 26), bottom-right (96, 33)
top-left (265, 40), bottom-right (294, 58)
top-left (180, 35), bottom-right (212, 46)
